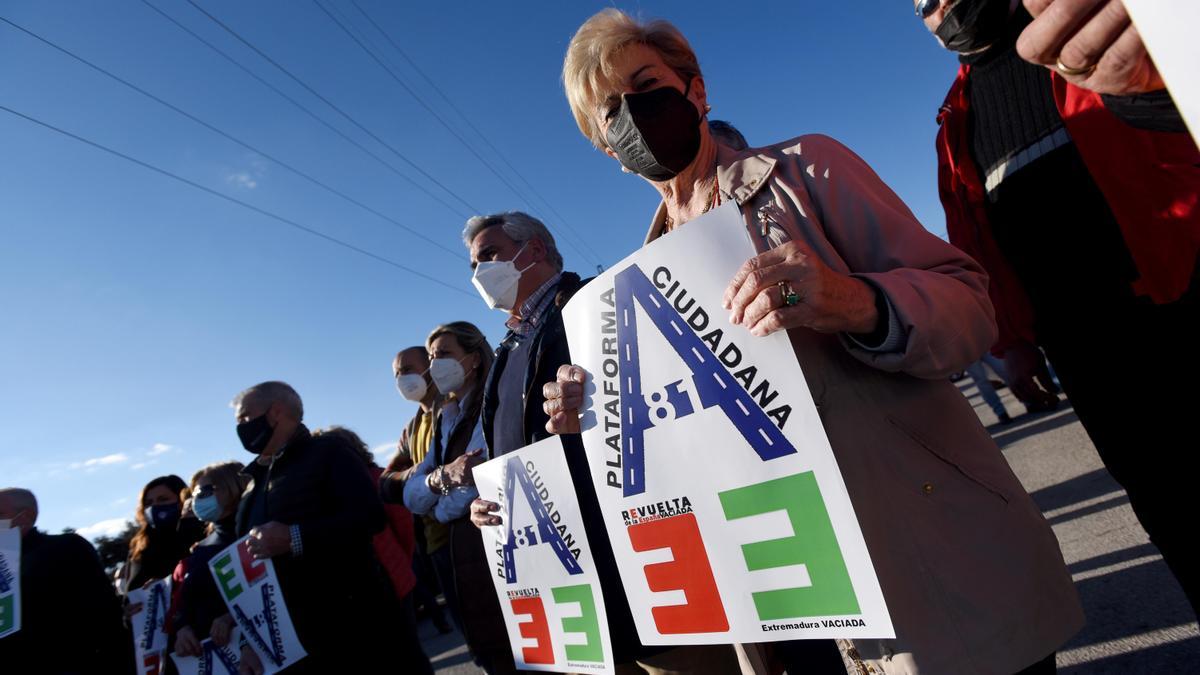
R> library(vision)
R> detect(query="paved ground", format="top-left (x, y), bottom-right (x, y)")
top-left (421, 378), bottom-right (1199, 673)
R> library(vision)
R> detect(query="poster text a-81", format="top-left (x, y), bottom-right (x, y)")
top-left (562, 203), bottom-right (893, 645)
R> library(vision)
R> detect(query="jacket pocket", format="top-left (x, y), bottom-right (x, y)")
top-left (885, 414), bottom-right (1009, 505)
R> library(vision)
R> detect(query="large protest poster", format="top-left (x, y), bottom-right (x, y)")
top-left (474, 437), bottom-right (615, 674)
top-left (1124, 0), bottom-right (1200, 141)
top-left (171, 628), bottom-right (242, 675)
top-left (561, 203), bottom-right (893, 645)
top-left (0, 526), bottom-right (19, 639)
top-left (209, 536), bottom-right (306, 674)
top-left (128, 577), bottom-right (171, 675)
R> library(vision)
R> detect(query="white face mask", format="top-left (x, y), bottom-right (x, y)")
top-left (472, 243), bottom-right (535, 312)
top-left (429, 357), bottom-right (468, 395)
top-left (396, 373), bottom-right (429, 402)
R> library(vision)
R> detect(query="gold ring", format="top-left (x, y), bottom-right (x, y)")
top-left (1055, 58), bottom-right (1096, 77)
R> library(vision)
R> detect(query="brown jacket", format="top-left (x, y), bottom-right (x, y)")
top-left (647, 136), bottom-right (1083, 675)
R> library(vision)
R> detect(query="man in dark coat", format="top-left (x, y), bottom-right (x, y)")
top-left (230, 381), bottom-right (391, 673)
top-left (0, 488), bottom-right (133, 674)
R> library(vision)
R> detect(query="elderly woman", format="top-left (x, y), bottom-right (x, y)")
top-left (543, 9), bottom-right (1083, 675)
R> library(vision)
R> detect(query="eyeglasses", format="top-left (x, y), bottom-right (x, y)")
top-left (915, 0), bottom-right (943, 18)
top-left (193, 484), bottom-right (218, 499)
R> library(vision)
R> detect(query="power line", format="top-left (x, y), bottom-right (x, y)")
top-left (350, 0), bottom-right (606, 270)
top-left (182, 0), bottom-right (482, 217)
top-left (0, 14), bottom-right (466, 261)
top-left (0, 104), bottom-right (477, 298)
top-left (312, 0), bottom-right (605, 270)
top-left (136, 0), bottom-right (471, 221)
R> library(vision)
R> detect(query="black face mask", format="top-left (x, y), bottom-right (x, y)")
top-left (936, 0), bottom-right (1014, 54)
top-left (605, 82), bottom-right (702, 182)
top-left (144, 503), bottom-right (181, 531)
top-left (237, 413), bottom-right (274, 455)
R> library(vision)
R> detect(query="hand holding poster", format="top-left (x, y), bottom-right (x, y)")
top-left (0, 525), bottom-right (19, 640)
top-left (473, 437), bottom-right (615, 674)
top-left (562, 203), bottom-right (893, 645)
top-left (128, 577), bottom-right (171, 675)
top-left (171, 628), bottom-right (242, 675)
top-left (208, 536), bottom-right (306, 674)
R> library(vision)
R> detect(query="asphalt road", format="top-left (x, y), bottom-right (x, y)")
top-left (420, 379), bottom-right (1199, 673)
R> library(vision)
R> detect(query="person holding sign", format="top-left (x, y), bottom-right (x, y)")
top-left (231, 381), bottom-right (393, 674)
top-left (402, 323), bottom-right (506, 672)
top-left (171, 462), bottom-right (248, 660)
top-left (464, 212), bottom-right (740, 673)
top-left (548, 9), bottom-right (1083, 674)
top-left (0, 488), bottom-right (132, 673)
top-left (920, 0), bottom-right (1200, 618)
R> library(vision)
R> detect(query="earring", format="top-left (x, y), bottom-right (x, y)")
top-left (621, 166), bottom-right (633, 174)
top-left (704, 104), bottom-right (712, 113)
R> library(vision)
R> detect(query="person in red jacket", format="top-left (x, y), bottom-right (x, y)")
top-left (918, 0), bottom-right (1199, 618)
top-left (313, 426), bottom-right (432, 675)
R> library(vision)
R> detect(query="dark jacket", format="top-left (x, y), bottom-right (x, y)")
top-left (123, 517), bottom-right (205, 593)
top-left (236, 425), bottom-right (390, 657)
top-left (172, 518), bottom-right (238, 640)
top-left (0, 529), bottom-right (133, 674)
top-left (480, 272), bottom-right (654, 663)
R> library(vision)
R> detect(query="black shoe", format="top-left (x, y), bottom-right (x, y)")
top-left (998, 413), bottom-right (1014, 425)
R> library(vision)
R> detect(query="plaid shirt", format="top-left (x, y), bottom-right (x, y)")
top-left (505, 272), bottom-right (563, 339)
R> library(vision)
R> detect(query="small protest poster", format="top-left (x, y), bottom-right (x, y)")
top-left (474, 437), bottom-right (615, 674)
top-left (209, 537), bottom-right (306, 674)
top-left (562, 203), bottom-right (893, 645)
top-left (0, 526), bottom-right (20, 639)
top-left (171, 628), bottom-right (242, 675)
top-left (128, 577), bottom-right (171, 674)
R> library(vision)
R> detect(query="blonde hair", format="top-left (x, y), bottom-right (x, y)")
top-left (562, 9), bottom-right (702, 148)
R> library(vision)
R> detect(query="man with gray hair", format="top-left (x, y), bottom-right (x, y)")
top-left (230, 381), bottom-right (394, 674)
top-left (0, 488), bottom-right (132, 672)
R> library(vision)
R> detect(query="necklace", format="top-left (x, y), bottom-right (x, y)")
top-left (664, 174), bottom-right (721, 232)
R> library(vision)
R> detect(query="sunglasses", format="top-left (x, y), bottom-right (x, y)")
top-left (192, 484), bottom-right (218, 499)
top-left (915, 0), bottom-right (945, 18)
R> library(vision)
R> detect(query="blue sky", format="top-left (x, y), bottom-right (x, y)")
top-left (0, 0), bottom-right (961, 538)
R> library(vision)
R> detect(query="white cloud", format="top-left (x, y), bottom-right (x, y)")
top-left (147, 443), bottom-right (175, 457)
top-left (68, 453), bottom-right (130, 471)
top-left (130, 459), bottom-right (159, 471)
top-left (225, 171), bottom-right (258, 189)
top-left (77, 517), bottom-right (131, 540)
top-left (371, 443), bottom-right (396, 463)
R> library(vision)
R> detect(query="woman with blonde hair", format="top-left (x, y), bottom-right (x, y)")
top-left (171, 461), bottom-right (249, 657)
top-left (542, 9), bottom-right (1083, 675)
top-left (403, 321), bottom-right (507, 671)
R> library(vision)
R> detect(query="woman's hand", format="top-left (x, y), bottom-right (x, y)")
top-left (543, 365), bottom-right (588, 434)
top-left (470, 498), bottom-right (502, 528)
top-left (239, 645), bottom-right (264, 675)
top-left (723, 240), bottom-right (878, 336)
top-left (442, 449), bottom-right (484, 488)
top-left (1017, 0), bottom-right (1163, 95)
top-left (123, 600), bottom-right (144, 621)
top-left (210, 613), bottom-right (235, 647)
top-left (174, 626), bottom-right (201, 657)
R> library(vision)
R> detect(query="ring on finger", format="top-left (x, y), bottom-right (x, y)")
top-left (778, 281), bottom-right (800, 307)
top-left (1055, 57), bottom-right (1096, 77)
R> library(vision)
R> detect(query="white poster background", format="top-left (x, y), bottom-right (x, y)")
top-left (128, 577), bottom-right (171, 674)
top-left (474, 438), bottom-right (615, 674)
top-left (0, 526), bottom-right (20, 640)
top-left (1124, 0), bottom-right (1200, 142)
top-left (208, 536), bottom-right (306, 674)
top-left (171, 628), bottom-right (242, 675)
top-left (562, 203), bottom-right (893, 644)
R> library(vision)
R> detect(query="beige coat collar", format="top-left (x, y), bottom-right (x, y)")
top-left (644, 142), bottom-right (778, 244)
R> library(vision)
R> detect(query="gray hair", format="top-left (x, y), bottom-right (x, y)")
top-left (0, 487), bottom-right (37, 515)
top-left (709, 120), bottom-right (748, 151)
top-left (231, 381), bottom-right (304, 420)
top-left (462, 211), bottom-right (563, 271)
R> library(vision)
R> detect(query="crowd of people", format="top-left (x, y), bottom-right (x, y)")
top-left (2, 2), bottom-right (1196, 674)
